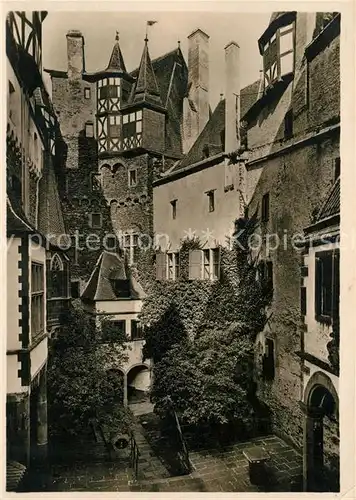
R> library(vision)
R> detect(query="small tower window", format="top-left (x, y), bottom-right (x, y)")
top-left (89, 213), bottom-right (102, 229)
top-left (85, 122), bottom-right (94, 138)
top-left (206, 190), bottom-right (215, 213)
top-left (284, 110), bottom-right (293, 139)
top-left (128, 169), bottom-right (137, 187)
top-left (170, 199), bottom-right (177, 219)
top-left (261, 193), bottom-right (270, 222)
top-left (84, 87), bottom-right (91, 99)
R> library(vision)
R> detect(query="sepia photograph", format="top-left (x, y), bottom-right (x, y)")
top-left (4, 5), bottom-right (347, 494)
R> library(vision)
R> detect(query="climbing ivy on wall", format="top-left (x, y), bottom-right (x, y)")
top-left (139, 214), bottom-right (273, 433)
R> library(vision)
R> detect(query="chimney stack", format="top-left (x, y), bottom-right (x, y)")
top-left (66, 30), bottom-right (85, 80)
top-left (224, 41), bottom-right (240, 154)
top-left (182, 28), bottom-right (210, 154)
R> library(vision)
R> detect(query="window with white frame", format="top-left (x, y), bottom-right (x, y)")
top-left (31, 262), bottom-right (44, 340)
top-left (188, 248), bottom-right (220, 281)
top-left (108, 114), bottom-right (121, 137)
top-left (84, 87), bottom-right (91, 99)
top-left (122, 110), bottom-right (143, 150)
top-left (85, 122), bottom-right (94, 138)
top-left (262, 21), bottom-right (295, 90)
top-left (123, 232), bottom-right (140, 265)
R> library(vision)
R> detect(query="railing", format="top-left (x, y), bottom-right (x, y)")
top-left (129, 431), bottom-right (140, 481)
top-left (167, 396), bottom-right (192, 474)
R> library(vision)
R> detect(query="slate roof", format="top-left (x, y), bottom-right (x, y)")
top-left (81, 251), bottom-right (146, 302)
top-left (316, 177), bottom-right (340, 221)
top-left (132, 39), bottom-right (162, 105)
top-left (106, 33), bottom-right (127, 73)
top-left (38, 159), bottom-right (69, 246)
top-left (171, 79), bottom-right (261, 172)
top-left (130, 46), bottom-right (188, 157)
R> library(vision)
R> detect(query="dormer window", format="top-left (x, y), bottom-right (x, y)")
top-left (260, 17), bottom-right (295, 90)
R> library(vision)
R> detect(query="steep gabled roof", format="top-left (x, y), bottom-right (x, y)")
top-left (132, 39), bottom-right (162, 105)
top-left (81, 251), bottom-right (146, 302)
top-left (106, 32), bottom-right (127, 73)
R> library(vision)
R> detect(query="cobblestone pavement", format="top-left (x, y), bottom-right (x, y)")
top-left (47, 433), bottom-right (302, 492)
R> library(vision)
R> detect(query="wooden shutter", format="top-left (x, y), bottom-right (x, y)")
top-left (156, 252), bottom-right (167, 281)
top-left (189, 250), bottom-right (202, 280)
top-left (332, 250), bottom-right (340, 319)
top-left (301, 287), bottom-right (307, 316)
top-left (315, 256), bottom-right (322, 317)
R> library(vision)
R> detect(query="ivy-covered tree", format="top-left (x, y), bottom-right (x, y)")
top-left (141, 212), bottom-right (273, 437)
top-left (47, 307), bottom-right (132, 440)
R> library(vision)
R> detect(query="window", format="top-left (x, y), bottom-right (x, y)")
top-left (262, 338), bottom-right (275, 380)
top-left (174, 252), bottom-right (180, 280)
top-left (128, 169), bottom-right (137, 187)
top-left (258, 260), bottom-right (273, 291)
top-left (102, 320), bottom-right (126, 342)
top-left (284, 110), bottom-right (293, 139)
top-left (89, 213), bottom-right (102, 229)
top-left (261, 193), bottom-right (270, 222)
top-left (131, 320), bottom-right (143, 340)
top-left (71, 281), bottom-right (80, 299)
top-left (111, 279), bottom-right (131, 298)
top-left (108, 114), bottom-right (121, 137)
top-left (31, 262), bottom-right (44, 340)
top-left (122, 110), bottom-right (143, 150)
top-left (123, 233), bottom-right (139, 265)
top-left (85, 122), bottom-right (94, 138)
top-left (91, 173), bottom-right (101, 191)
top-left (315, 250), bottom-right (339, 323)
top-left (207, 190), bottom-right (215, 213)
top-left (262, 22), bottom-right (295, 89)
top-left (156, 252), bottom-right (167, 281)
top-left (171, 199), bottom-right (177, 220)
top-left (334, 157), bottom-right (340, 181)
top-left (84, 87), bottom-right (91, 99)
top-left (33, 132), bottom-right (39, 165)
top-left (188, 248), bottom-right (220, 281)
top-left (49, 253), bottom-right (69, 298)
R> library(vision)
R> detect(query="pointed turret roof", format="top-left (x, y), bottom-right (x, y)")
top-left (133, 37), bottom-right (162, 105)
top-left (106, 32), bottom-right (127, 73)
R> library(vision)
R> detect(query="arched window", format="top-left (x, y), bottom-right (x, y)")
top-left (49, 253), bottom-right (69, 298)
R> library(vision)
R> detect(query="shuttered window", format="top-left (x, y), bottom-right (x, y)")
top-left (156, 253), bottom-right (167, 281)
top-left (315, 249), bottom-right (339, 323)
top-left (189, 250), bottom-right (203, 280)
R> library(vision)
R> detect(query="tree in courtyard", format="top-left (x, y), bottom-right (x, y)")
top-left (47, 306), bottom-right (132, 440)
top-left (142, 211), bottom-right (273, 437)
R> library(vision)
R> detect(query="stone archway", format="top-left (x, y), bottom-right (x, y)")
top-left (302, 372), bottom-right (339, 492)
top-left (126, 364), bottom-right (150, 404)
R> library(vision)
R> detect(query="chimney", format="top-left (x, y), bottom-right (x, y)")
top-left (66, 30), bottom-right (85, 80)
top-left (182, 28), bottom-right (210, 154)
top-left (224, 41), bottom-right (240, 154)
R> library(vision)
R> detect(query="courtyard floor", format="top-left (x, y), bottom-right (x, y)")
top-left (43, 401), bottom-right (302, 493)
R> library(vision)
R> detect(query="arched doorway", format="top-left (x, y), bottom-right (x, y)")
top-left (126, 365), bottom-right (150, 404)
top-left (304, 373), bottom-right (339, 492)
